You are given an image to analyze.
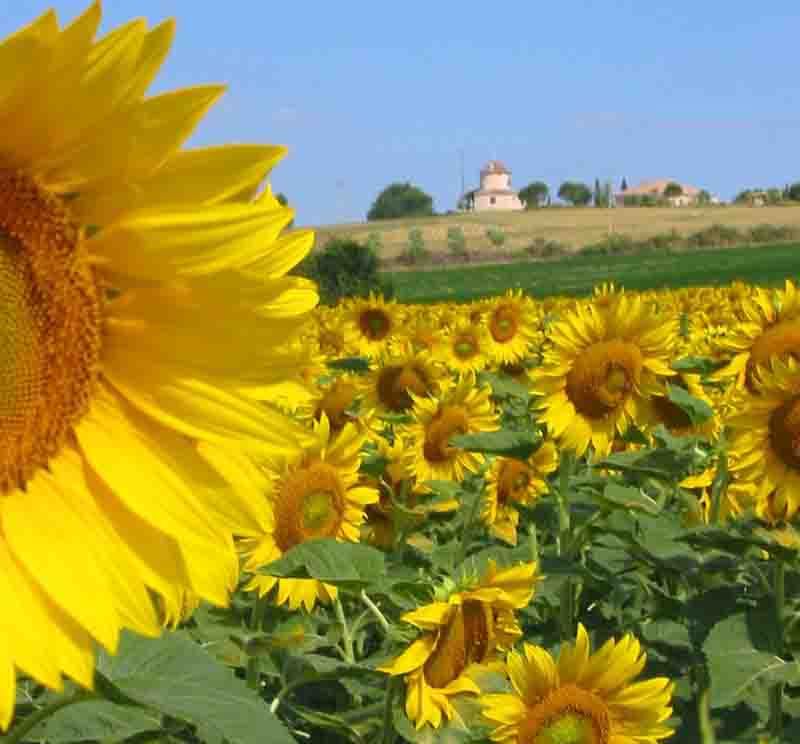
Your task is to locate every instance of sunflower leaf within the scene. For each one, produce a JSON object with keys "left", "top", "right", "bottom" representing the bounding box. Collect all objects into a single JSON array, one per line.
[
  {"left": 449, "top": 429, "right": 541, "bottom": 460},
  {"left": 601, "top": 483, "right": 661, "bottom": 515},
  {"left": 263, "top": 538, "right": 386, "bottom": 586},
  {"left": 672, "top": 356, "right": 726, "bottom": 375},
  {"left": 704, "top": 613, "right": 800, "bottom": 708},
  {"left": 96, "top": 631, "right": 295, "bottom": 744},
  {"left": 326, "top": 356, "right": 370, "bottom": 373},
  {"left": 28, "top": 699, "right": 160, "bottom": 744},
  {"left": 666, "top": 383, "right": 714, "bottom": 425}
]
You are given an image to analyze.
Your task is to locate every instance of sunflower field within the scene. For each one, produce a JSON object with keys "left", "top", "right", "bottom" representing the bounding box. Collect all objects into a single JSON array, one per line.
[{"left": 4, "top": 5, "right": 800, "bottom": 744}]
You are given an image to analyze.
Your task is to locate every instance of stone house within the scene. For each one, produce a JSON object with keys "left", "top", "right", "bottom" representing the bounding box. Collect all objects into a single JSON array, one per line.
[{"left": 462, "top": 160, "right": 525, "bottom": 211}]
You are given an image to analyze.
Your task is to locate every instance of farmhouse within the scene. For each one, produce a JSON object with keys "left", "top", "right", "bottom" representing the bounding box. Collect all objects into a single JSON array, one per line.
[
  {"left": 462, "top": 160, "right": 525, "bottom": 212},
  {"left": 617, "top": 179, "right": 709, "bottom": 207}
]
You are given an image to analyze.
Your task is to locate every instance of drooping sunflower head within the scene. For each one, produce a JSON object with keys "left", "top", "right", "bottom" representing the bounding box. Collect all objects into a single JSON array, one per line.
[
  {"left": 483, "top": 441, "right": 558, "bottom": 545},
  {"left": 0, "top": 3, "right": 318, "bottom": 727},
  {"left": 347, "top": 292, "right": 401, "bottom": 356},
  {"left": 296, "top": 374, "right": 365, "bottom": 434},
  {"left": 314, "top": 308, "right": 358, "bottom": 358},
  {"left": 378, "top": 561, "right": 538, "bottom": 730},
  {"left": 399, "top": 372, "right": 499, "bottom": 483},
  {"left": 243, "top": 416, "right": 379, "bottom": 611},
  {"left": 716, "top": 279, "right": 800, "bottom": 391},
  {"left": 533, "top": 295, "right": 677, "bottom": 456},
  {"left": 483, "top": 624, "right": 674, "bottom": 744},
  {"left": 484, "top": 289, "right": 540, "bottom": 365}
]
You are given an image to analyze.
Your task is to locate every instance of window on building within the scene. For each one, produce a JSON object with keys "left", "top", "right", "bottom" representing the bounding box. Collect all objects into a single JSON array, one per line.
[{"left": 490, "top": 196, "right": 496, "bottom": 205}]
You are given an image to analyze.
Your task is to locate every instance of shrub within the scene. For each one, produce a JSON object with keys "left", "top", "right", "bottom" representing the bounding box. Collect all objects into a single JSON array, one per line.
[
  {"left": 524, "top": 238, "right": 568, "bottom": 258},
  {"left": 365, "top": 231, "right": 383, "bottom": 254},
  {"left": 447, "top": 226, "right": 468, "bottom": 258},
  {"left": 486, "top": 226, "right": 506, "bottom": 248},
  {"left": 747, "top": 224, "right": 799, "bottom": 243},
  {"left": 687, "top": 224, "right": 742, "bottom": 248},
  {"left": 294, "top": 237, "right": 391, "bottom": 305},
  {"left": 402, "top": 228, "right": 429, "bottom": 264}
]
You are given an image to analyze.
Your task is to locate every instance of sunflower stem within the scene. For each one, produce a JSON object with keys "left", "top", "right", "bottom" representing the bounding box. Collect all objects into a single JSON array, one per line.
[
  {"left": 335, "top": 598, "right": 356, "bottom": 664},
  {"left": 3, "top": 689, "right": 95, "bottom": 744},
  {"left": 381, "top": 677, "right": 398, "bottom": 744},
  {"left": 696, "top": 664, "right": 716, "bottom": 744},
  {"left": 246, "top": 595, "right": 268, "bottom": 690},
  {"left": 769, "top": 557, "right": 786, "bottom": 737},
  {"left": 456, "top": 486, "right": 483, "bottom": 565},
  {"left": 708, "top": 446, "right": 728, "bottom": 525},
  {"left": 556, "top": 450, "right": 576, "bottom": 641},
  {"left": 361, "top": 590, "right": 391, "bottom": 634}
]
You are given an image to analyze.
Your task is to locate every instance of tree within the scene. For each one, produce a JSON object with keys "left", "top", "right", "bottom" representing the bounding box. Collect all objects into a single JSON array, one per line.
[
  {"left": 557, "top": 181, "right": 592, "bottom": 206},
  {"left": 367, "top": 182, "right": 434, "bottom": 221},
  {"left": 518, "top": 181, "right": 549, "bottom": 208},
  {"left": 696, "top": 189, "right": 712, "bottom": 206},
  {"left": 663, "top": 182, "right": 684, "bottom": 198},
  {"left": 457, "top": 188, "right": 477, "bottom": 211},
  {"left": 787, "top": 182, "right": 800, "bottom": 202},
  {"left": 621, "top": 177, "right": 628, "bottom": 192}
]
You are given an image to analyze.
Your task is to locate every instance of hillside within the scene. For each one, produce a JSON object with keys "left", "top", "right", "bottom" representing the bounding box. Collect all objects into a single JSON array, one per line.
[{"left": 311, "top": 205, "right": 800, "bottom": 263}]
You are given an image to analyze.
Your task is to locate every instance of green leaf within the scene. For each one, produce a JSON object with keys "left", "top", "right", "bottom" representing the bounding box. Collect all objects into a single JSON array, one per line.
[
  {"left": 672, "top": 356, "right": 725, "bottom": 375},
  {"left": 97, "top": 631, "right": 295, "bottom": 744},
  {"left": 601, "top": 483, "right": 661, "bottom": 515},
  {"left": 450, "top": 429, "right": 541, "bottom": 460},
  {"left": 263, "top": 538, "right": 385, "bottom": 586},
  {"left": 326, "top": 356, "right": 370, "bottom": 373},
  {"left": 478, "top": 371, "right": 531, "bottom": 400},
  {"left": 30, "top": 700, "right": 160, "bottom": 743},
  {"left": 666, "top": 384, "right": 713, "bottom": 425},
  {"left": 704, "top": 614, "right": 799, "bottom": 708}
]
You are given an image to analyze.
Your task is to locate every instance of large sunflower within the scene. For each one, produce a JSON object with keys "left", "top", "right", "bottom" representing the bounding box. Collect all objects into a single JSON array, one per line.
[
  {"left": 715, "top": 280, "right": 800, "bottom": 391},
  {"left": 532, "top": 295, "right": 677, "bottom": 456},
  {"left": 483, "top": 624, "right": 674, "bottom": 744},
  {"left": 347, "top": 292, "right": 402, "bottom": 357},
  {"left": 727, "top": 356, "right": 800, "bottom": 523},
  {"left": 483, "top": 440, "right": 558, "bottom": 545},
  {"left": 359, "top": 346, "right": 444, "bottom": 415},
  {"left": 379, "top": 561, "right": 539, "bottom": 730},
  {"left": 0, "top": 4, "right": 316, "bottom": 728},
  {"left": 241, "top": 416, "right": 379, "bottom": 611},
  {"left": 398, "top": 372, "right": 499, "bottom": 483}
]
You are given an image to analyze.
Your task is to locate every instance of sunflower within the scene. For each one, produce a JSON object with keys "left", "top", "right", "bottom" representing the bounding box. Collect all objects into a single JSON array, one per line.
[
  {"left": 314, "top": 307, "right": 358, "bottom": 358},
  {"left": 650, "top": 371, "right": 720, "bottom": 439},
  {"left": 299, "top": 374, "right": 365, "bottom": 434},
  {"left": 484, "top": 290, "right": 540, "bottom": 365},
  {"left": 727, "top": 356, "right": 800, "bottom": 524},
  {"left": 715, "top": 279, "right": 800, "bottom": 390},
  {"left": 347, "top": 292, "right": 401, "bottom": 357},
  {"left": 362, "top": 436, "right": 457, "bottom": 548},
  {"left": 437, "top": 320, "right": 493, "bottom": 373},
  {"left": 483, "top": 624, "right": 674, "bottom": 744},
  {"left": 483, "top": 441, "right": 558, "bottom": 545},
  {"left": 679, "top": 468, "right": 742, "bottom": 527},
  {"left": 0, "top": 4, "right": 317, "bottom": 729},
  {"left": 242, "top": 416, "right": 379, "bottom": 611},
  {"left": 399, "top": 372, "right": 499, "bottom": 483},
  {"left": 359, "top": 346, "right": 444, "bottom": 415},
  {"left": 532, "top": 295, "right": 677, "bottom": 456},
  {"left": 379, "top": 561, "right": 539, "bottom": 729}
]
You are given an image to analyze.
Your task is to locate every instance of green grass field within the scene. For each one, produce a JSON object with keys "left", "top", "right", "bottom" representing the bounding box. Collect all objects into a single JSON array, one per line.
[{"left": 385, "top": 241, "right": 800, "bottom": 303}]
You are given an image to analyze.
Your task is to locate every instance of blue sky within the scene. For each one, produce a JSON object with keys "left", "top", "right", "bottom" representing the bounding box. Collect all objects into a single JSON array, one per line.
[{"left": 5, "top": 1, "right": 800, "bottom": 226}]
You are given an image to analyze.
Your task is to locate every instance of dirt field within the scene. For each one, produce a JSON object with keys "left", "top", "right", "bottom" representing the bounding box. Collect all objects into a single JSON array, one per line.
[{"left": 312, "top": 205, "right": 800, "bottom": 262}]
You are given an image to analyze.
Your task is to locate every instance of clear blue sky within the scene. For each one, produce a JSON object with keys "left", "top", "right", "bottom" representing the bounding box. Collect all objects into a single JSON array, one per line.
[{"left": 5, "top": 1, "right": 800, "bottom": 226}]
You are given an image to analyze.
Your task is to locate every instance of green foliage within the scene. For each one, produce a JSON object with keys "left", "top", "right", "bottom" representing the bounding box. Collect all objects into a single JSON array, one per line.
[
  {"left": 401, "top": 227, "right": 429, "bottom": 264},
  {"left": 518, "top": 181, "right": 549, "bottom": 208},
  {"left": 295, "top": 237, "right": 392, "bottom": 305},
  {"left": 365, "top": 231, "right": 383, "bottom": 253},
  {"left": 524, "top": 237, "right": 570, "bottom": 258},
  {"left": 788, "top": 182, "right": 800, "bottom": 201},
  {"left": 264, "top": 539, "right": 386, "bottom": 587},
  {"left": 367, "top": 181, "right": 434, "bottom": 221},
  {"left": 664, "top": 181, "right": 684, "bottom": 198},
  {"left": 557, "top": 180, "right": 593, "bottom": 206},
  {"left": 486, "top": 225, "right": 506, "bottom": 247},
  {"left": 446, "top": 226, "right": 468, "bottom": 258}
]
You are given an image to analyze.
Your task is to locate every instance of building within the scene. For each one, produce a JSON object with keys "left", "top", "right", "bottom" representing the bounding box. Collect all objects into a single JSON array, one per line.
[
  {"left": 616, "top": 179, "right": 709, "bottom": 207},
  {"left": 462, "top": 160, "right": 525, "bottom": 212}
]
